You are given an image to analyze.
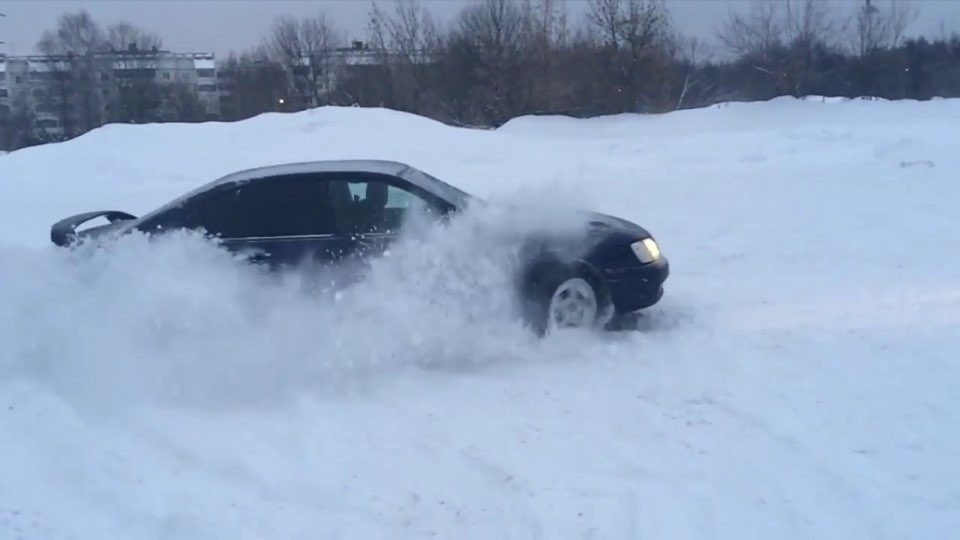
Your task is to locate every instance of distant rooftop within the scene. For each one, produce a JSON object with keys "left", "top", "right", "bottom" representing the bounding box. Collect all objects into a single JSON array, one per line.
[{"left": 0, "top": 49, "right": 215, "bottom": 64}]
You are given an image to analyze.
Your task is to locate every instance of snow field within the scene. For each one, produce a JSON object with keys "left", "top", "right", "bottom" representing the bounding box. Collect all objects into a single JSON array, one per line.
[{"left": 1, "top": 96, "right": 959, "bottom": 539}]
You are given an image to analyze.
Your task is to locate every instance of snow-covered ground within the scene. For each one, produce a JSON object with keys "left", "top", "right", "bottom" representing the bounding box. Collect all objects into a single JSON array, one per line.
[{"left": 1, "top": 96, "right": 958, "bottom": 539}]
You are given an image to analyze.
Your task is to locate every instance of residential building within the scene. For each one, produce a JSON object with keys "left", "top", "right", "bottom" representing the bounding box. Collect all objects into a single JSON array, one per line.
[
  {"left": 0, "top": 56, "right": 11, "bottom": 115},
  {"left": 0, "top": 46, "right": 220, "bottom": 138},
  {"left": 106, "top": 46, "right": 220, "bottom": 121},
  {"left": 1, "top": 40, "right": 429, "bottom": 140}
]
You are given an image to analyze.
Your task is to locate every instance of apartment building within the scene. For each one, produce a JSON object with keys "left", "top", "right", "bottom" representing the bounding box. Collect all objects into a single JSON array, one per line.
[
  {"left": 0, "top": 45, "right": 220, "bottom": 138},
  {"left": 2, "top": 40, "right": 420, "bottom": 141},
  {"left": 106, "top": 47, "right": 221, "bottom": 121}
]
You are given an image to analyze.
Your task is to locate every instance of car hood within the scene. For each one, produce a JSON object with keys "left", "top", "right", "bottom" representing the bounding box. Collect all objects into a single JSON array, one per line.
[
  {"left": 577, "top": 209, "right": 651, "bottom": 237},
  {"left": 468, "top": 200, "right": 651, "bottom": 237}
]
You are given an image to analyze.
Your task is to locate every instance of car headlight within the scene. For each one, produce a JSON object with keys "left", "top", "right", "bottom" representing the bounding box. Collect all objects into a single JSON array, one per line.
[{"left": 630, "top": 238, "right": 661, "bottom": 263}]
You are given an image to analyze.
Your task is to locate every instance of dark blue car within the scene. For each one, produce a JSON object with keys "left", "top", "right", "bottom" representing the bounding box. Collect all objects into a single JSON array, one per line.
[{"left": 50, "top": 160, "right": 669, "bottom": 334}]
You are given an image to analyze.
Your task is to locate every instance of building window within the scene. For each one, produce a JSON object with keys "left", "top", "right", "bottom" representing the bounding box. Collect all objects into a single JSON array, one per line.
[
  {"left": 196, "top": 68, "right": 215, "bottom": 78},
  {"left": 198, "top": 83, "right": 217, "bottom": 92},
  {"left": 0, "top": 73, "right": 5, "bottom": 81},
  {"left": 30, "top": 71, "right": 58, "bottom": 81},
  {"left": 101, "top": 72, "right": 109, "bottom": 81},
  {"left": 0, "top": 89, "right": 8, "bottom": 98}
]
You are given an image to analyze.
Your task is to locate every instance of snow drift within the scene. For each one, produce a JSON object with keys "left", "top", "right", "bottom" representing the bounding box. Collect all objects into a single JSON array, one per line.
[{"left": 1, "top": 97, "right": 959, "bottom": 539}]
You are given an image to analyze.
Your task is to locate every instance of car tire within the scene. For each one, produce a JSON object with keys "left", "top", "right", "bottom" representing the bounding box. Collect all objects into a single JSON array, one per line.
[{"left": 521, "top": 262, "right": 613, "bottom": 337}]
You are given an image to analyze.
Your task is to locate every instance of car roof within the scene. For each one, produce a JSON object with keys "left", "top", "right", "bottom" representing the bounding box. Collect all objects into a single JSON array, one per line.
[
  {"left": 212, "top": 159, "right": 415, "bottom": 187},
  {"left": 161, "top": 159, "right": 423, "bottom": 207},
  {"left": 207, "top": 159, "right": 472, "bottom": 206}
]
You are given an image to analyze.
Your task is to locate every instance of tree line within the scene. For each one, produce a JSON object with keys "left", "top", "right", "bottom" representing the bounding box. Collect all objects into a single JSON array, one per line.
[{"left": 3, "top": 0, "right": 959, "bottom": 152}]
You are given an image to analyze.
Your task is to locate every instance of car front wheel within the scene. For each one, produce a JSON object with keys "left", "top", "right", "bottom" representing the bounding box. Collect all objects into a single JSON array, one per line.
[
  {"left": 547, "top": 277, "right": 599, "bottom": 330},
  {"left": 522, "top": 263, "right": 612, "bottom": 336}
]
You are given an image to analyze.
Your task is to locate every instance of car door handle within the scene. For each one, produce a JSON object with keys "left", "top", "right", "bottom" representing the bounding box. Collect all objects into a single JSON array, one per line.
[
  {"left": 355, "top": 234, "right": 390, "bottom": 253},
  {"left": 243, "top": 250, "right": 270, "bottom": 263}
]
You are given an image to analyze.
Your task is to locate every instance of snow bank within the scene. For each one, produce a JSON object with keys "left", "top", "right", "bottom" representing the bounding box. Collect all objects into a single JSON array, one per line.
[{"left": 1, "top": 97, "right": 959, "bottom": 539}]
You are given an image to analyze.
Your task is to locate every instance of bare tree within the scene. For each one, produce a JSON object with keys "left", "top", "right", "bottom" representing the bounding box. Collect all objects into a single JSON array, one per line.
[
  {"left": 520, "top": 0, "right": 571, "bottom": 111},
  {"left": 719, "top": 0, "right": 839, "bottom": 55},
  {"left": 783, "top": 0, "right": 838, "bottom": 48},
  {"left": 366, "top": 0, "right": 439, "bottom": 113},
  {"left": 103, "top": 22, "right": 165, "bottom": 123},
  {"left": 36, "top": 10, "right": 107, "bottom": 136},
  {"left": 717, "top": 0, "right": 841, "bottom": 97},
  {"left": 370, "top": 0, "right": 437, "bottom": 63},
  {"left": 0, "top": 101, "right": 48, "bottom": 151},
  {"left": 782, "top": 0, "right": 840, "bottom": 95},
  {"left": 218, "top": 49, "right": 290, "bottom": 121},
  {"left": 669, "top": 35, "right": 717, "bottom": 109},
  {"left": 266, "top": 13, "right": 343, "bottom": 109},
  {"left": 38, "top": 10, "right": 105, "bottom": 55},
  {"left": 105, "top": 22, "right": 163, "bottom": 51},
  {"left": 451, "top": 0, "right": 530, "bottom": 125},
  {"left": 522, "top": 0, "right": 570, "bottom": 46},
  {"left": 848, "top": 0, "right": 919, "bottom": 56},
  {"left": 587, "top": 0, "right": 671, "bottom": 51},
  {"left": 586, "top": 0, "right": 675, "bottom": 112},
  {"left": 717, "top": 1, "right": 785, "bottom": 60},
  {"left": 167, "top": 82, "right": 207, "bottom": 122}
]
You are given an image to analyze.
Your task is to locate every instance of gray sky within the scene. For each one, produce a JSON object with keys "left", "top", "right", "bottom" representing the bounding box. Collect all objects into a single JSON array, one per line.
[{"left": 1, "top": 0, "right": 958, "bottom": 59}]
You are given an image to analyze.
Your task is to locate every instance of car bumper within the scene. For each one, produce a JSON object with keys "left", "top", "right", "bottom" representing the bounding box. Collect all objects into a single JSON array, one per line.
[{"left": 604, "top": 257, "right": 670, "bottom": 313}]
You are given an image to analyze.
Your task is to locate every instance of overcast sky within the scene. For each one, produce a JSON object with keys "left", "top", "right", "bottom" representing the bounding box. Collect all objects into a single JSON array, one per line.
[{"left": 1, "top": 0, "right": 958, "bottom": 59}]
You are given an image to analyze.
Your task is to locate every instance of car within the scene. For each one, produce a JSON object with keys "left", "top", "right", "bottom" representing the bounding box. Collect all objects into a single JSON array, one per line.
[{"left": 49, "top": 159, "right": 669, "bottom": 334}]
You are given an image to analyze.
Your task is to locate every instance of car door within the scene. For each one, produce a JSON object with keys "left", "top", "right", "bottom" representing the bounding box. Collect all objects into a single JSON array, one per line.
[
  {"left": 331, "top": 175, "right": 448, "bottom": 264},
  {"left": 182, "top": 173, "right": 352, "bottom": 270}
]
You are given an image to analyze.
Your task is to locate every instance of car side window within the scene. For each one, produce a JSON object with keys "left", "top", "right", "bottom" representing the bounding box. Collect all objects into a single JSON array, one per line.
[
  {"left": 188, "top": 177, "right": 337, "bottom": 239},
  {"left": 336, "top": 180, "right": 436, "bottom": 235}
]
